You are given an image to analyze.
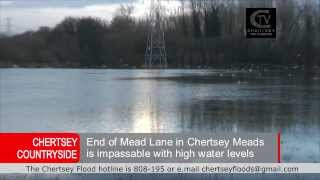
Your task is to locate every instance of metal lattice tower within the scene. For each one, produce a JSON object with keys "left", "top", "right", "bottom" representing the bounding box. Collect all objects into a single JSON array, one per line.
[{"left": 145, "top": 0, "right": 167, "bottom": 68}]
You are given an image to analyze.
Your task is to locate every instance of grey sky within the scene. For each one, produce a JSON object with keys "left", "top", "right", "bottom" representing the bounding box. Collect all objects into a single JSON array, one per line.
[{"left": 0, "top": 0, "right": 181, "bottom": 34}]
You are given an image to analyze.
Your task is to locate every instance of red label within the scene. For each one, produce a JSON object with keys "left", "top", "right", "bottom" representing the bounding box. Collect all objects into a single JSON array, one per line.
[
  {"left": 277, "top": 132, "right": 281, "bottom": 163},
  {"left": 0, "top": 133, "right": 80, "bottom": 163}
]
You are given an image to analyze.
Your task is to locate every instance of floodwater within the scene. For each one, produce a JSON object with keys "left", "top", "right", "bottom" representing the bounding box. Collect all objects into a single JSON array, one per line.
[{"left": 0, "top": 69, "right": 319, "bottom": 179}]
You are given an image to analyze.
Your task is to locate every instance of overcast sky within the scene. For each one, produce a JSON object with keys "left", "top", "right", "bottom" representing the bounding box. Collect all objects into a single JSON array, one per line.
[{"left": 0, "top": 0, "right": 181, "bottom": 34}]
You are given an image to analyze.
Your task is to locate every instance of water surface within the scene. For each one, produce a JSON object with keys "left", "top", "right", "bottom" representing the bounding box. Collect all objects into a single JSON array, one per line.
[{"left": 0, "top": 69, "right": 319, "bottom": 179}]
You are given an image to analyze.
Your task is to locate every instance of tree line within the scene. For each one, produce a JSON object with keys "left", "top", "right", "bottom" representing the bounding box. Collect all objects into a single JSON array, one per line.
[{"left": 0, "top": 0, "right": 319, "bottom": 70}]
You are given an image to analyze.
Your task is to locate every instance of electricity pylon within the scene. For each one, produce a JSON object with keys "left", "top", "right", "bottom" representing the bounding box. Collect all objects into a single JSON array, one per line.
[{"left": 145, "top": 0, "right": 167, "bottom": 68}]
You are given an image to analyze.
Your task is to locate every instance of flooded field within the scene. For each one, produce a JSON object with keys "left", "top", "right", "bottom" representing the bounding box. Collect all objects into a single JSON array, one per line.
[{"left": 0, "top": 68, "right": 319, "bottom": 179}]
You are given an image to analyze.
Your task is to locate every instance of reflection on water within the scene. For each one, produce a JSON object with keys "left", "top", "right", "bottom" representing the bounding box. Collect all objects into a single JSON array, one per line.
[{"left": 0, "top": 69, "right": 320, "bottom": 179}]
